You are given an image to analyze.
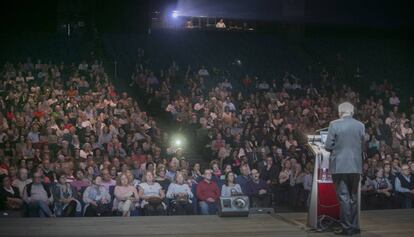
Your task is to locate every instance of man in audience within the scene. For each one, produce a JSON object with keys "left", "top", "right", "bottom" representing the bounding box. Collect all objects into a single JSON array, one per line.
[
  {"left": 101, "top": 168, "right": 116, "bottom": 192},
  {"left": 12, "top": 168, "right": 32, "bottom": 197},
  {"left": 196, "top": 169, "right": 220, "bottom": 215},
  {"left": 395, "top": 164, "right": 414, "bottom": 208},
  {"left": 22, "top": 172, "right": 54, "bottom": 217},
  {"left": 246, "top": 169, "right": 271, "bottom": 207},
  {"left": 236, "top": 165, "right": 251, "bottom": 194}
]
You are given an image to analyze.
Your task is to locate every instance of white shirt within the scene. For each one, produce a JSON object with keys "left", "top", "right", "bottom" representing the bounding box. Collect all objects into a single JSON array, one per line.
[
  {"left": 139, "top": 182, "right": 162, "bottom": 197},
  {"left": 139, "top": 182, "right": 164, "bottom": 208},
  {"left": 166, "top": 183, "right": 193, "bottom": 199}
]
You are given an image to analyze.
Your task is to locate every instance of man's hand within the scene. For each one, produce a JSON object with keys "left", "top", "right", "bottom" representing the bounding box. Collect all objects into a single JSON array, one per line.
[
  {"left": 259, "top": 189, "right": 267, "bottom": 195},
  {"left": 206, "top": 197, "right": 215, "bottom": 203},
  {"left": 90, "top": 201, "right": 98, "bottom": 206}
]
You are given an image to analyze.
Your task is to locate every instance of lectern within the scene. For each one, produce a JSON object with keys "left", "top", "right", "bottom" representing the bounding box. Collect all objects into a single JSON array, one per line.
[{"left": 306, "top": 131, "right": 361, "bottom": 229}]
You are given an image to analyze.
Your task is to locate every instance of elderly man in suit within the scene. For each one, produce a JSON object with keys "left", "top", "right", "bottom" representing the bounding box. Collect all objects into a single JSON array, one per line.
[{"left": 325, "top": 102, "right": 365, "bottom": 236}]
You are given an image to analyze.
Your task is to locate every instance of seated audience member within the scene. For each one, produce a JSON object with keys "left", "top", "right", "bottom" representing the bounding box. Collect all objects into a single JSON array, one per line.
[
  {"left": 166, "top": 171, "right": 194, "bottom": 215},
  {"left": 12, "top": 168, "right": 32, "bottom": 197},
  {"left": 196, "top": 169, "right": 220, "bottom": 215},
  {"left": 278, "top": 160, "right": 292, "bottom": 206},
  {"left": 70, "top": 170, "right": 91, "bottom": 195},
  {"left": 303, "top": 164, "right": 313, "bottom": 209},
  {"left": 236, "top": 165, "right": 251, "bottom": 194},
  {"left": 260, "top": 156, "right": 280, "bottom": 206},
  {"left": 289, "top": 163, "right": 305, "bottom": 210},
  {"left": 191, "top": 163, "right": 202, "bottom": 181},
  {"left": 23, "top": 172, "right": 54, "bottom": 217},
  {"left": 361, "top": 172, "right": 376, "bottom": 209},
  {"left": 52, "top": 174, "right": 81, "bottom": 217},
  {"left": 139, "top": 171, "right": 166, "bottom": 215},
  {"left": 220, "top": 164, "right": 233, "bottom": 181},
  {"left": 221, "top": 171, "right": 243, "bottom": 197},
  {"left": 125, "top": 169, "right": 140, "bottom": 188},
  {"left": 166, "top": 160, "right": 178, "bottom": 181},
  {"left": 101, "top": 168, "right": 116, "bottom": 192},
  {"left": 83, "top": 175, "right": 112, "bottom": 216},
  {"left": 113, "top": 174, "right": 139, "bottom": 217},
  {"left": 0, "top": 175, "right": 23, "bottom": 211},
  {"left": 383, "top": 163, "right": 396, "bottom": 188},
  {"left": 372, "top": 168, "right": 393, "bottom": 209},
  {"left": 246, "top": 169, "right": 271, "bottom": 207},
  {"left": 395, "top": 164, "right": 414, "bottom": 208},
  {"left": 155, "top": 165, "right": 171, "bottom": 191}
]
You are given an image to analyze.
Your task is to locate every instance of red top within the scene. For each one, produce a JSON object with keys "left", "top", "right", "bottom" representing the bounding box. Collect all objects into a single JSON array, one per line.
[
  {"left": 6, "top": 112, "right": 15, "bottom": 120},
  {"left": 196, "top": 179, "right": 220, "bottom": 202},
  {"left": 33, "top": 111, "right": 45, "bottom": 119}
]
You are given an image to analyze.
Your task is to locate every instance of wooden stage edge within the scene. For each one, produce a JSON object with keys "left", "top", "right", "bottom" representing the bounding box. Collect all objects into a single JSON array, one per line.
[{"left": 0, "top": 209, "right": 413, "bottom": 237}]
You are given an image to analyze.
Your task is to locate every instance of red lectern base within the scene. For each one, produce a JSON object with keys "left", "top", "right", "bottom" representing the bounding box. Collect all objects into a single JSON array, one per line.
[{"left": 317, "top": 182, "right": 340, "bottom": 219}]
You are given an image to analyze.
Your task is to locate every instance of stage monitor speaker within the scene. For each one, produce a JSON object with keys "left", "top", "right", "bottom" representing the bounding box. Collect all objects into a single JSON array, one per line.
[{"left": 218, "top": 196, "right": 249, "bottom": 217}]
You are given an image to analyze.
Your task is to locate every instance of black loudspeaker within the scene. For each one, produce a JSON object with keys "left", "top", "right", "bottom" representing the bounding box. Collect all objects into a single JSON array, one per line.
[{"left": 218, "top": 196, "right": 250, "bottom": 217}]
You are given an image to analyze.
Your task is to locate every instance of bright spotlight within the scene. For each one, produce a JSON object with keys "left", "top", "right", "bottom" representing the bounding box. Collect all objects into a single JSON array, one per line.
[
  {"left": 172, "top": 10, "right": 179, "bottom": 18},
  {"left": 175, "top": 139, "right": 182, "bottom": 146}
]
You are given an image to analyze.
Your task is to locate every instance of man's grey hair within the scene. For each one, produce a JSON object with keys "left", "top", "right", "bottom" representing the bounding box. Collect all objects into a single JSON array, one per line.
[{"left": 338, "top": 102, "right": 354, "bottom": 117}]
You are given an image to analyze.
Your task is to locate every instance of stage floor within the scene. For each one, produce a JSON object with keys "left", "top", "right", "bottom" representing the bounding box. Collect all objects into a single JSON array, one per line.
[
  {"left": 0, "top": 209, "right": 413, "bottom": 237},
  {"left": 278, "top": 208, "right": 414, "bottom": 237}
]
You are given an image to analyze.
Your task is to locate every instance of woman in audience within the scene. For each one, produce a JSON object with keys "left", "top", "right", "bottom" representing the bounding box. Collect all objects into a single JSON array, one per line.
[
  {"left": 0, "top": 175, "right": 23, "bottom": 211},
  {"left": 220, "top": 164, "right": 233, "bottom": 181},
  {"left": 138, "top": 171, "right": 166, "bottom": 215},
  {"left": 113, "top": 174, "right": 139, "bottom": 216},
  {"left": 155, "top": 165, "right": 170, "bottom": 192},
  {"left": 166, "top": 171, "right": 193, "bottom": 215},
  {"left": 221, "top": 171, "right": 242, "bottom": 197},
  {"left": 70, "top": 170, "right": 91, "bottom": 196},
  {"left": 52, "top": 174, "right": 81, "bottom": 217},
  {"left": 83, "top": 175, "right": 112, "bottom": 216},
  {"left": 191, "top": 163, "right": 202, "bottom": 181},
  {"left": 125, "top": 169, "right": 140, "bottom": 188}
]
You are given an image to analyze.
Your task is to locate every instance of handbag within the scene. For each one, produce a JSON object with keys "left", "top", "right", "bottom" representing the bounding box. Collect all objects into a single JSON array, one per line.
[
  {"left": 175, "top": 195, "right": 189, "bottom": 205},
  {"left": 148, "top": 196, "right": 162, "bottom": 206}
]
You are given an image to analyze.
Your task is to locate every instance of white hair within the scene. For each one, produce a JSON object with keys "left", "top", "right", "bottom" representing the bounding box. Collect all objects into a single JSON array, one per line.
[{"left": 338, "top": 102, "right": 354, "bottom": 118}]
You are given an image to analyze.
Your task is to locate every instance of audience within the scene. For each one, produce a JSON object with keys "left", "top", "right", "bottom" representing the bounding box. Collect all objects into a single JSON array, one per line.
[{"left": 0, "top": 35, "right": 413, "bottom": 220}]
